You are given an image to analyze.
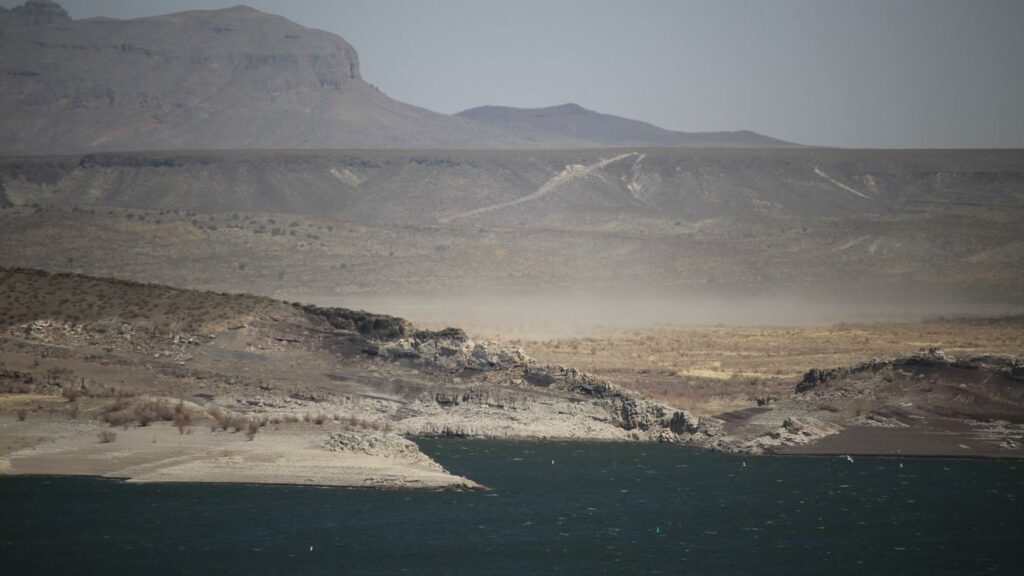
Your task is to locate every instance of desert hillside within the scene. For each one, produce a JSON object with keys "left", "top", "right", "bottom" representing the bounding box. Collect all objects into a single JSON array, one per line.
[
  {"left": 2, "top": 267, "right": 1022, "bottom": 468},
  {"left": 1, "top": 148, "right": 1022, "bottom": 304},
  {"left": 457, "top": 103, "right": 794, "bottom": 148}
]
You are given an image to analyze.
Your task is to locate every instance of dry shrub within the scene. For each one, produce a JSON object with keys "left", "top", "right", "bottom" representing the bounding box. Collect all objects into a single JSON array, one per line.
[
  {"left": 207, "top": 407, "right": 263, "bottom": 436},
  {"left": 97, "top": 430, "right": 117, "bottom": 443},
  {"left": 207, "top": 408, "right": 250, "bottom": 433},
  {"left": 208, "top": 407, "right": 227, "bottom": 431},
  {"left": 228, "top": 414, "right": 250, "bottom": 432},
  {"left": 245, "top": 419, "right": 260, "bottom": 441},
  {"left": 101, "top": 398, "right": 134, "bottom": 428},
  {"left": 85, "top": 386, "right": 138, "bottom": 399},
  {"left": 1, "top": 380, "right": 33, "bottom": 394},
  {"left": 344, "top": 415, "right": 385, "bottom": 431},
  {"left": 61, "top": 386, "right": 82, "bottom": 403},
  {"left": 174, "top": 411, "right": 193, "bottom": 434},
  {"left": 46, "top": 366, "right": 74, "bottom": 385},
  {"left": 102, "top": 410, "right": 134, "bottom": 429},
  {"left": 300, "top": 412, "right": 329, "bottom": 425},
  {"left": 132, "top": 400, "right": 174, "bottom": 426},
  {"left": 101, "top": 398, "right": 198, "bottom": 428}
]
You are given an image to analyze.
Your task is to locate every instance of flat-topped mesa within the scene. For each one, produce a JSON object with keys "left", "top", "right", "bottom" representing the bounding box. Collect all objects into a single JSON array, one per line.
[
  {"left": 0, "top": 1, "right": 70, "bottom": 27},
  {"left": 2, "top": 2, "right": 519, "bottom": 153}
]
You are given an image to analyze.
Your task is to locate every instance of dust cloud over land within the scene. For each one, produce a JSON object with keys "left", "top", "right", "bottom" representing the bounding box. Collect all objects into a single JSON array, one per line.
[{"left": 304, "top": 288, "right": 1024, "bottom": 341}]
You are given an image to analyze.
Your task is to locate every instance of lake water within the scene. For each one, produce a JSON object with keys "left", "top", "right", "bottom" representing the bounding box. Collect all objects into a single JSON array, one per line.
[{"left": 2, "top": 440, "right": 1022, "bottom": 575}]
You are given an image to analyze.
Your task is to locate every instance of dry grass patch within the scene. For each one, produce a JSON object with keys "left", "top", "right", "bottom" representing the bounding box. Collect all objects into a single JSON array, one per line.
[
  {"left": 521, "top": 317, "right": 1024, "bottom": 413},
  {"left": 102, "top": 398, "right": 204, "bottom": 429},
  {"left": 0, "top": 267, "right": 278, "bottom": 332}
]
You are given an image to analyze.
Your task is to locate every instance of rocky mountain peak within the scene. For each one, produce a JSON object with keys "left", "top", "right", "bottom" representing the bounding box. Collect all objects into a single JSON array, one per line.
[
  {"left": 223, "top": 5, "right": 261, "bottom": 13},
  {"left": 0, "top": 2, "right": 790, "bottom": 151},
  {"left": 0, "top": 0, "right": 70, "bottom": 26},
  {"left": 550, "top": 103, "right": 585, "bottom": 113}
]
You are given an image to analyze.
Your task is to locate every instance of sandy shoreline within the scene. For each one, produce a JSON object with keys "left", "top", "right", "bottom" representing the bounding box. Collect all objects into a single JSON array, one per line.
[
  {"left": 5, "top": 413, "right": 1022, "bottom": 494},
  {"left": 0, "top": 416, "right": 483, "bottom": 491}
]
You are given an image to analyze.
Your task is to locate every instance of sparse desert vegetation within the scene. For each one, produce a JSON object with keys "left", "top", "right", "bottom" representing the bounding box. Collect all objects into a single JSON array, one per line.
[
  {"left": 101, "top": 398, "right": 205, "bottom": 429},
  {"left": 1, "top": 262, "right": 1023, "bottom": 493},
  {"left": 2, "top": 147, "right": 1024, "bottom": 304},
  {"left": 520, "top": 317, "right": 1024, "bottom": 414},
  {"left": 0, "top": 267, "right": 276, "bottom": 332}
]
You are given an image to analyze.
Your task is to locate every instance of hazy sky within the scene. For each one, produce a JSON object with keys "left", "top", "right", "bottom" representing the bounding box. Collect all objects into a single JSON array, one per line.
[{"left": 6, "top": 0, "right": 1024, "bottom": 148}]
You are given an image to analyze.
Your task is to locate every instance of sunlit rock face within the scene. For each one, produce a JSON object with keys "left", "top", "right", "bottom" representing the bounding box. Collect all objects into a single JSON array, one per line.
[{"left": 0, "top": 2, "right": 509, "bottom": 153}]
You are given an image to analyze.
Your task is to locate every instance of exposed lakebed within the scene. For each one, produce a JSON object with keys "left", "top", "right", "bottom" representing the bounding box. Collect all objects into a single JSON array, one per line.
[{"left": 2, "top": 440, "right": 1022, "bottom": 575}]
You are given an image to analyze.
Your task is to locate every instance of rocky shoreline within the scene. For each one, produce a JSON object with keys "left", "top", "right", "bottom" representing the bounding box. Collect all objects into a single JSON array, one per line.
[{"left": 2, "top": 269, "right": 1023, "bottom": 491}]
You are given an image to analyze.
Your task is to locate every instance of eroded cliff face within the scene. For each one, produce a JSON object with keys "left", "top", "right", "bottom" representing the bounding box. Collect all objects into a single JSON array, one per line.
[
  {"left": 373, "top": 327, "right": 717, "bottom": 445},
  {"left": 0, "top": 3, "right": 508, "bottom": 152},
  {"left": 0, "top": 0, "right": 70, "bottom": 26}
]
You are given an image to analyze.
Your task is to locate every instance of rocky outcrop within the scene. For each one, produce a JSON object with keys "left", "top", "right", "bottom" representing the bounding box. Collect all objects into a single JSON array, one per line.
[
  {"left": 797, "top": 348, "right": 1024, "bottom": 393},
  {"left": 377, "top": 329, "right": 528, "bottom": 371},
  {"left": 741, "top": 416, "right": 843, "bottom": 453},
  {"left": 302, "top": 304, "right": 412, "bottom": 340},
  {"left": 521, "top": 363, "right": 709, "bottom": 442},
  {"left": 374, "top": 329, "right": 710, "bottom": 443},
  {"left": 0, "top": 0, "right": 70, "bottom": 27},
  {"left": 523, "top": 364, "right": 618, "bottom": 397},
  {"left": 954, "top": 354, "right": 1024, "bottom": 382},
  {"left": 323, "top": 431, "right": 424, "bottom": 459},
  {"left": 616, "top": 396, "right": 691, "bottom": 434}
]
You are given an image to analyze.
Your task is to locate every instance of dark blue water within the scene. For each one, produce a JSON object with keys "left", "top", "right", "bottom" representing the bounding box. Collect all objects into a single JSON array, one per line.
[{"left": 2, "top": 440, "right": 1022, "bottom": 575}]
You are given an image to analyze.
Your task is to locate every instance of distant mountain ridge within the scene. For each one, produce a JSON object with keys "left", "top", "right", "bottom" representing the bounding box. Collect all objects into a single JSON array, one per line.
[
  {"left": 0, "top": 1, "right": 515, "bottom": 153},
  {"left": 0, "top": 1, "right": 794, "bottom": 153},
  {"left": 457, "top": 103, "right": 795, "bottom": 148}
]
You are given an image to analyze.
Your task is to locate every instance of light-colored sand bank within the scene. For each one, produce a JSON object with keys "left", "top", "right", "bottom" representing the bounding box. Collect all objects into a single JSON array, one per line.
[{"left": 0, "top": 416, "right": 481, "bottom": 490}]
